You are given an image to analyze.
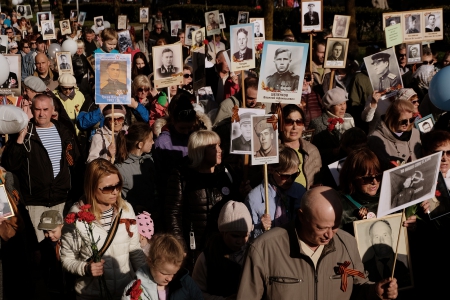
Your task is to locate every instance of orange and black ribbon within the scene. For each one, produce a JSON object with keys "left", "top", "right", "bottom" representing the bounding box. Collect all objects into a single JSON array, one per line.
[
  {"left": 119, "top": 218, "right": 137, "bottom": 237},
  {"left": 338, "top": 261, "right": 365, "bottom": 292}
]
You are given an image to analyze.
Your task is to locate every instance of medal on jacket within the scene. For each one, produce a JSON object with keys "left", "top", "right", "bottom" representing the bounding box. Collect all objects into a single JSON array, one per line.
[{"left": 357, "top": 207, "right": 376, "bottom": 219}]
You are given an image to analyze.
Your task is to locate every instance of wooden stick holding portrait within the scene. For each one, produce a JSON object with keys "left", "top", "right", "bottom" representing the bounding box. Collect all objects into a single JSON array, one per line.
[{"left": 391, "top": 208, "right": 406, "bottom": 279}]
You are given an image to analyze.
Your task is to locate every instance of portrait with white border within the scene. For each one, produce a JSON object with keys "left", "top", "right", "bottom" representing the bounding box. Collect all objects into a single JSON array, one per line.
[
  {"left": 185, "top": 24, "right": 201, "bottom": 46},
  {"left": 219, "top": 13, "right": 226, "bottom": 29},
  {"left": 324, "top": 38, "right": 349, "bottom": 68},
  {"left": 41, "top": 20, "right": 56, "bottom": 41},
  {"left": 251, "top": 115, "right": 279, "bottom": 166},
  {"left": 230, "top": 23, "right": 255, "bottom": 72},
  {"left": 250, "top": 18, "right": 265, "bottom": 44},
  {"left": 230, "top": 108, "right": 265, "bottom": 154},
  {"left": 152, "top": 44, "right": 183, "bottom": 88},
  {"left": 60, "top": 19, "right": 72, "bottom": 35},
  {"left": 56, "top": 51, "right": 73, "bottom": 75},
  {"left": 332, "top": 15, "right": 350, "bottom": 38},
  {"left": 0, "top": 54, "right": 21, "bottom": 96},
  {"left": 205, "top": 10, "right": 220, "bottom": 36},
  {"left": 140, "top": 7, "right": 149, "bottom": 24},
  {"left": 301, "top": 0, "right": 322, "bottom": 33},
  {"left": 0, "top": 185, "right": 15, "bottom": 219}
]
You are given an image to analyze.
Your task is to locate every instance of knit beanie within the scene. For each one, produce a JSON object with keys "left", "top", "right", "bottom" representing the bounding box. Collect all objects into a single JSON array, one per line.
[
  {"left": 217, "top": 201, "right": 253, "bottom": 233},
  {"left": 136, "top": 211, "right": 154, "bottom": 240}
]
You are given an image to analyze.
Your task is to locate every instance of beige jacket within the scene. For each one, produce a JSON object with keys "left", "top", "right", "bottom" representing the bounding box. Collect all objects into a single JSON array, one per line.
[{"left": 300, "top": 139, "right": 322, "bottom": 189}]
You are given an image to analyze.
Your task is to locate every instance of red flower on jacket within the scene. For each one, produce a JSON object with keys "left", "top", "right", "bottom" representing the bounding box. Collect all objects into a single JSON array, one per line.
[
  {"left": 203, "top": 39, "right": 209, "bottom": 45},
  {"left": 65, "top": 213, "right": 76, "bottom": 224},
  {"left": 436, "top": 190, "right": 441, "bottom": 197},
  {"left": 126, "top": 279, "right": 143, "bottom": 300},
  {"left": 327, "top": 117, "right": 344, "bottom": 132}
]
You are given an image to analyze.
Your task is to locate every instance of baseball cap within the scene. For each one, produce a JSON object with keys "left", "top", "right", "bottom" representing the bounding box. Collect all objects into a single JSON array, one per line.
[{"left": 38, "top": 210, "right": 63, "bottom": 230}]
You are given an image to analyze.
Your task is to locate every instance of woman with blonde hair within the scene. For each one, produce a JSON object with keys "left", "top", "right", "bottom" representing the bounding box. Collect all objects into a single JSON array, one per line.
[
  {"left": 61, "top": 158, "right": 146, "bottom": 299},
  {"left": 133, "top": 75, "right": 166, "bottom": 127}
]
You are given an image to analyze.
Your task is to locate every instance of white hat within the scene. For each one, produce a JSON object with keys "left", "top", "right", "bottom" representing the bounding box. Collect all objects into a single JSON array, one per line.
[{"left": 218, "top": 201, "right": 253, "bottom": 233}]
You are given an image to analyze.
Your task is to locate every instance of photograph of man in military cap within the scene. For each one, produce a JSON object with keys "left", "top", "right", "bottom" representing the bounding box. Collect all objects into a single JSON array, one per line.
[
  {"left": 385, "top": 16, "right": 400, "bottom": 28},
  {"left": 327, "top": 41, "right": 345, "bottom": 61},
  {"left": 266, "top": 47, "right": 299, "bottom": 91},
  {"left": 405, "top": 15, "right": 420, "bottom": 34},
  {"left": 303, "top": 2, "right": 319, "bottom": 26},
  {"left": 253, "top": 117, "right": 278, "bottom": 158},
  {"left": 100, "top": 61, "right": 128, "bottom": 95},
  {"left": 363, "top": 48, "right": 403, "bottom": 98},
  {"left": 156, "top": 48, "right": 179, "bottom": 78},
  {"left": 231, "top": 111, "right": 256, "bottom": 152}
]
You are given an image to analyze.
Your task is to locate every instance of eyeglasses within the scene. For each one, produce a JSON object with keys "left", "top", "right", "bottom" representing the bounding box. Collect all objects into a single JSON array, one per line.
[
  {"left": 422, "top": 60, "right": 434, "bottom": 65},
  {"left": 436, "top": 150, "right": 450, "bottom": 158},
  {"left": 23, "top": 46, "right": 30, "bottom": 48},
  {"left": 284, "top": 118, "right": 304, "bottom": 126},
  {"left": 106, "top": 117, "right": 125, "bottom": 122},
  {"left": 398, "top": 117, "right": 416, "bottom": 126},
  {"left": 10, "top": 47, "right": 18, "bottom": 50},
  {"left": 275, "top": 170, "right": 300, "bottom": 181},
  {"left": 155, "top": 27, "right": 162, "bottom": 30},
  {"left": 99, "top": 183, "right": 121, "bottom": 194},
  {"left": 358, "top": 173, "right": 382, "bottom": 185},
  {"left": 304, "top": 76, "right": 312, "bottom": 81},
  {"left": 61, "top": 86, "right": 74, "bottom": 91},
  {"left": 137, "top": 87, "right": 150, "bottom": 92},
  {"left": 183, "top": 74, "right": 193, "bottom": 78},
  {"left": 411, "top": 99, "right": 419, "bottom": 105}
]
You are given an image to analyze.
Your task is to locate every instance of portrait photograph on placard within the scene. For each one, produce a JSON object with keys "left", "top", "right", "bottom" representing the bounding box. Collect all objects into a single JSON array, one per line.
[
  {"left": 171, "top": 20, "right": 182, "bottom": 37},
  {"left": 118, "top": 30, "right": 132, "bottom": 53},
  {"left": 17, "top": 5, "right": 32, "bottom": 19},
  {"left": 332, "top": 15, "right": 350, "bottom": 38},
  {"left": 191, "top": 27, "right": 205, "bottom": 52},
  {"left": 414, "top": 114, "right": 434, "bottom": 133},
  {"left": 78, "top": 11, "right": 86, "bottom": 26},
  {"left": 257, "top": 41, "right": 308, "bottom": 104},
  {"left": 383, "top": 14, "right": 402, "bottom": 29},
  {"left": 354, "top": 213, "right": 413, "bottom": 290},
  {"left": 230, "top": 23, "right": 255, "bottom": 72},
  {"left": 140, "top": 7, "right": 149, "bottom": 23},
  {"left": 56, "top": 52, "right": 73, "bottom": 75},
  {"left": 185, "top": 24, "right": 201, "bottom": 46},
  {"left": 60, "top": 19, "right": 72, "bottom": 35},
  {"left": 423, "top": 10, "right": 444, "bottom": 40},
  {"left": 0, "top": 185, "right": 15, "bottom": 219},
  {"left": 94, "top": 16, "right": 105, "bottom": 32},
  {"left": 219, "top": 13, "right": 226, "bottom": 29},
  {"left": 37, "top": 11, "right": 51, "bottom": 30},
  {"left": 250, "top": 18, "right": 265, "bottom": 44},
  {"left": 406, "top": 43, "right": 422, "bottom": 64},
  {"left": 324, "top": 38, "right": 348, "bottom": 68},
  {"left": 237, "top": 11, "right": 249, "bottom": 24},
  {"left": 152, "top": 44, "right": 183, "bottom": 89},
  {"left": 404, "top": 13, "right": 421, "bottom": 34},
  {"left": 95, "top": 53, "right": 131, "bottom": 104},
  {"left": 70, "top": 9, "right": 78, "bottom": 21},
  {"left": 205, "top": 10, "right": 220, "bottom": 36},
  {"left": 251, "top": 115, "right": 279, "bottom": 166},
  {"left": 118, "top": 15, "right": 127, "bottom": 30},
  {"left": 377, "top": 152, "right": 441, "bottom": 218},
  {"left": 41, "top": 20, "right": 55, "bottom": 40},
  {"left": 363, "top": 47, "right": 403, "bottom": 99},
  {"left": 301, "top": 0, "right": 322, "bottom": 33},
  {"left": 0, "top": 35, "right": 7, "bottom": 54},
  {"left": 0, "top": 54, "right": 21, "bottom": 95},
  {"left": 230, "top": 108, "right": 265, "bottom": 154}
]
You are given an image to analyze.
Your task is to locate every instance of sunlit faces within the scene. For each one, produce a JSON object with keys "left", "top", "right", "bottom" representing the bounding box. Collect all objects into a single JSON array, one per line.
[
  {"left": 183, "top": 69, "right": 192, "bottom": 85},
  {"left": 203, "top": 143, "right": 222, "bottom": 166},
  {"left": 150, "top": 262, "right": 181, "bottom": 287},
  {"left": 283, "top": 111, "right": 304, "bottom": 142},
  {"left": 315, "top": 44, "right": 325, "bottom": 64},
  {"left": 135, "top": 58, "right": 145, "bottom": 69},
  {"left": 35, "top": 55, "right": 50, "bottom": 75},
  {"left": 161, "top": 50, "right": 174, "bottom": 67},
  {"left": 32, "top": 97, "right": 55, "bottom": 128},
  {"left": 369, "top": 220, "right": 393, "bottom": 258},
  {"left": 76, "top": 46, "right": 84, "bottom": 55},
  {"left": 435, "top": 143, "right": 450, "bottom": 175},
  {"left": 357, "top": 173, "right": 381, "bottom": 196},
  {"left": 95, "top": 174, "right": 121, "bottom": 210},
  {"left": 298, "top": 207, "right": 340, "bottom": 247},
  {"left": 105, "top": 116, "right": 124, "bottom": 132},
  {"left": 141, "top": 132, "right": 154, "bottom": 154},
  {"left": 222, "top": 231, "right": 249, "bottom": 252},
  {"left": 329, "top": 102, "right": 346, "bottom": 118},
  {"left": 274, "top": 50, "right": 291, "bottom": 73},
  {"left": 396, "top": 111, "right": 413, "bottom": 132},
  {"left": 104, "top": 39, "right": 117, "bottom": 52}
]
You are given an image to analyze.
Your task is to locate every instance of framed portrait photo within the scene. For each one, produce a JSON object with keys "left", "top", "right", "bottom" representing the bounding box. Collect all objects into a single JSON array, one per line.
[
  {"left": 36, "top": 11, "right": 51, "bottom": 31},
  {"left": 152, "top": 44, "right": 183, "bottom": 88},
  {"left": 0, "top": 54, "right": 21, "bottom": 96},
  {"left": 171, "top": 20, "right": 182, "bottom": 37},
  {"left": 230, "top": 23, "right": 255, "bottom": 72},
  {"left": 60, "top": 19, "right": 72, "bottom": 35},
  {"left": 382, "top": 13, "right": 402, "bottom": 30},
  {"left": 117, "top": 15, "right": 127, "bottom": 30},
  {"left": 41, "top": 20, "right": 56, "bottom": 40},
  {"left": 140, "top": 7, "right": 149, "bottom": 24},
  {"left": 118, "top": 30, "right": 132, "bottom": 53},
  {"left": 250, "top": 18, "right": 265, "bottom": 44},
  {"left": 230, "top": 108, "right": 265, "bottom": 155},
  {"left": 423, "top": 9, "right": 443, "bottom": 41},
  {"left": 190, "top": 27, "right": 205, "bottom": 52},
  {"left": 406, "top": 43, "right": 422, "bottom": 64},
  {"left": 251, "top": 115, "right": 279, "bottom": 166},
  {"left": 219, "top": 13, "right": 226, "bottom": 29},
  {"left": 205, "top": 10, "right": 220, "bottom": 36},
  {"left": 17, "top": 5, "right": 32, "bottom": 19},
  {"left": 237, "top": 11, "right": 249, "bottom": 24},
  {"left": 403, "top": 12, "right": 423, "bottom": 42},
  {"left": 0, "top": 185, "right": 15, "bottom": 219},
  {"left": 324, "top": 38, "right": 349, "bottom": 69},
  {"left": 0, "top": 35, "right": 8, "bottom": 54},
  {"left": 332, "top": 15, "right": 350, "bottom": 38},
  {"left": 94, "top": 16, "right": 105, "bottom": 32},
  {"left": 353, "top": 213, "right": 414, "bottom": 290},
  {"left": 70, "top": 9, "right": 78, "bottom": 22},
  {"left": 56, "top": 51, "right": 73, "bottom": 75},
  {"left": 414, "top": 114, "right": 434, "bottom": 133},
  {"left": 78, "top": 11, "right": 86, "bottom": 26},
  {"left": 185, "top": 24, "right": 201, "bottom": 46},
  {"left": 301, "top": 0, "right": 323, "bottom": 33}
]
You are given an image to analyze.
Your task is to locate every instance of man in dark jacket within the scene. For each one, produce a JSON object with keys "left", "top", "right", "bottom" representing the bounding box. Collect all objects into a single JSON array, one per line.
[{"left": 1, "top": 94, "right": 79, "bottom": 242}]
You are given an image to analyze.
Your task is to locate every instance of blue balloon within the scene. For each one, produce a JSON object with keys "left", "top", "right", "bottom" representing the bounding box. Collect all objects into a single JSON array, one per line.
[{"left": 429, "top": 66, "right": 450, "bottom": 111}]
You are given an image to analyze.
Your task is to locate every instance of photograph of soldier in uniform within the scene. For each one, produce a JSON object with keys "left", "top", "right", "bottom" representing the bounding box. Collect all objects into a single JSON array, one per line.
[
  {"left": 185, "top": 24, "right": 201, "bottom": 46},
  {"left": 156, "top": 48, "right": 179, "bottom": 78},
  {"left": 171, "top": 20, "right": 182, "bottom": 37},
  {"left": 118, "top": 15, "right": 127, "bottom": 30},
  {"left": 0, "top": 54, "right": 21, "bottom": 95},
  {"left": 78, "top": 12, "right": 86, "bottom": 26},
  {"left": 232, "top": 27, "right": 253, "bottom": 61},
  {"left": 301, "top": 0, "right": 322, "bottom": 33},
  {"left": 41, "top": 20, "right": 55, "bottom": 40},
  {"left": 140, "top": 8, "right": 149, "bottom": 23},
  {"left": 70, "top": 9, "right": 78, "bottom": 22},
  {"left": 265, "top": 47, "right": 300, "bottom": 91},
  {"left": 404, "top": 14, "right": 420, "bottom": 34},
  {"left": 219, "top": 13, "right": 226, "bottom": 29},
  {"left": 237, "top": 11, "right": 249, "bottom": 24},
  {"left": 354, "top": 214, "right": 413, "bottom": 290},
  {"left": 118, "top": 30, "right": 132, "bottom": 53},
  {"left": 230, "top": 109, "right": 265, "bottom": 154},
  {"left": 406, "top": 43, "right": 421, "bottom": 64},
  {"left": 205, "top": 10, "right": 220, "bottom": 36},
  {"left": 60, "top": 20, "right": 71, "bottom": 35},
  {"left": 251, "top": 115, "right": 279, "bottom": 165},
  {"left": 324, "top": 38, "right": 348, "bottom": 68},
  {"left": 363, "top": 48, "right": 403, "bottom": 98},
  {"left": 332, "top": 15, "right": 350, "bottom": 38},
  {"left": 152, "top": 44, "right": 183, "bottom": 87},
  {"left": 425, "top": 13, "right": 441, "bottom": 32},
  {"left": 100, "top": 61, "right": 128, "bottom": 95},
  {"left": 58, "top": 54, "right": 71, "bottom": 70},
  {"left": 37, "top": 12, "right": 51, "bottom": 31}
]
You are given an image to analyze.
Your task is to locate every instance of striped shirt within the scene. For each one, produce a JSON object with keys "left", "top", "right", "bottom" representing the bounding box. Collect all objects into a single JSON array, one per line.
[
  {"left": 101, "top": 207, "right": 114, "bottom": 232},
  {"left": 36, "top": 125, "right": 62, "bottom": 178}
]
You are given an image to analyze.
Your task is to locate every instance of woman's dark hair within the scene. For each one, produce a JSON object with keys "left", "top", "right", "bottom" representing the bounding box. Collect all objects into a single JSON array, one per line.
[
  {"left": 280, "top": 104, "right": 306, "bottom": 141},
  {"left": 340, "top": 127, "right": 367, "bottom": 154},
  {"left": 339, "top": 147, "right": 381, "bottom": 195},
  {"left": 131, "top": 52, "right": 151, "bottom": 79},
  {"left": 421, "top": 130, "right": 450, "bottom": 156},
  {"left": 115, "top": 123, "right": 153, "bottom": 164},
  {"left": 168, "top": 93, "right": 196, "bottom": 124}
]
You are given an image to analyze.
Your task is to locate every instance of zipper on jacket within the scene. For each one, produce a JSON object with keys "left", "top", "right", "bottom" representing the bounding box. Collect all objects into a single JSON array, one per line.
[
  {"left": 269, "top": 276, "right": 300, "bottom": 284},
  {"left": 314, "top": 272, "right": 318, "bottom": 300},
  {"left": 27, "top": 158, "right": 32, "bottom": 195}
]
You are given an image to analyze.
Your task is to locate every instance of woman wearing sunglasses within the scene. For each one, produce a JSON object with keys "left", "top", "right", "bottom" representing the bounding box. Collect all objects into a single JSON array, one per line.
[
  {"left": 245, "top": 145, "right": 306, "bottom": 239},
  {"left": 368, "top": 100, "right": 422, "bottom": 171},
  {"left": 280, "top": 104, "right": 321, "bottom": 189},
  {"left": 61, "top": 158, "right": 146, "bottom": 299},
  {"left": 180, "top": 64, "right": 193, "bottom": 94},
  {"left": 339, "top": 148, "right": 382, "bottom": 234},
  {"left": 131, "top": 52, "right": 151, "bottom": 80}
]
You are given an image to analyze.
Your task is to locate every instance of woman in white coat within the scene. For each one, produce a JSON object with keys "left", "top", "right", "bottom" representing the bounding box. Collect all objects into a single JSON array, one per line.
[{"left": 61, "top": 158, "right": 147, "bottom": 299}]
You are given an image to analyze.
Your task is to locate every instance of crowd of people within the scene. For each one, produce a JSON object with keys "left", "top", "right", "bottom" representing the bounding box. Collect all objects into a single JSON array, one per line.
[{"left": 0, "top": 4, "right": 449, "bottom": 300}]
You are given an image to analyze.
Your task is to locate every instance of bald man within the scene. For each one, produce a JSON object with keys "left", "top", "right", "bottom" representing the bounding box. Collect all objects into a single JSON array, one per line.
[
  {"left": 34, "top": 52, "right": 59, "bottom": 90},
  {"left": 237, "top": 186, "right": 398, "bottom": 300}
]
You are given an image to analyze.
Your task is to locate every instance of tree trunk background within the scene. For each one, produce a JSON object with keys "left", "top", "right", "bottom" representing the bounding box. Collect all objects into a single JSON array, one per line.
[
  {"left": 263, "top": 0, "right": 274, "bottom": 40},
  {"left": 57, "top": 0, "right": 64, "bottom": 20},
  {"left": 114, "top": 0, "right": 120, "bottom": 29},
  {"left": 38, "top": 0, "right": 43, "bottom": 12},
  {"left": 345, "top": 0, "right": 357, "bottom": 57},
  {"left": 142, "top": 0, "right": 150, "bottom": 8}
]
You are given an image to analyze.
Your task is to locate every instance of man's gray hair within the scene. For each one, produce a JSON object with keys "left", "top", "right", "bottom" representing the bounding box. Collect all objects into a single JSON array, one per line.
[
  {"left": 368, "top": 219, "right": 392, "bottom": 236},
  {"left": 32, "top": 93, "right": 54, "bottom": 107}
]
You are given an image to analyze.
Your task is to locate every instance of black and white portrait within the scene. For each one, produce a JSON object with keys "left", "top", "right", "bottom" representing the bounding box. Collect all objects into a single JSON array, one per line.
[
  {"left": 152, "top": 44, "right": 183, "bottom": 88},
  {"left": 56, "top": 52, "right": 73, "bottom": 75},
  {"left": 250, "top": 18, "right": 265, "bottom": 43},
  {"left": 140, "top": 7, "right": 149, "bottom": 23},
  {"left": 190, "top": 27, "right": 205, "bottom": 51},
  {"left": 0, "top": 35, "right": 7, "bottom": 54},
  {"left": 425, "top": 12, "right": 441, "bottom": 32},
  {"left": 118, "top": 15, "right": 127, "bottom": 30},
  {"left": 324, "top": 38, "right": 348, "bottom": 68},
  {"left": 41, "top": 20, "right": 55, "bottom": 40},
  {"left": 354, "top": 214, "right": 413, "bottom": 290},
  {"left": 237, "top": 11, "right": 249, "bottom": 24},
  {"left": 406, "top": 43, "right": 421, "bottom": 64},
  {"left": 230, "top": 108, "right": 265, "bottom": 154},
  {"left": 232, "top": 27, "right": 253, "bottom": 61},
  {"left": 332, "top": 15, "right": 350, "bottom": 38},
  {"left": 60, "top": 20, "right": 71, "bottom": 35},
  {"left": 265, "top": 47, "right": 299, "bottom": 91},
  {"left": 0, "top": 185, "right": 14, "bottom": 219},
  {"left": 185, "top": 24, "right": 201, "bottom": 46},
  {"left": 95, "top": 16, "right": 104, "bottom": 31},
  {"left": 37, "top": 12, "right": 51, "bottom": 30},
  {"left": 251, "top": 115, "right": 279, "bottom": 166},
  {"left": 118, "top": 30, "right": 132, "bottom": 53},
  {"left": 171, "top": 20, "right": 182, "bottom": 37},
  {"left": 70, "top": 9, "right": 78, "bottom": 22},
  {"left": 301, "top": 0, "right": 322, "bottom": 33},
  {"left": 385, "top": 16, "right": 401, "bottom": 28},
  {"left": 78, "top": 12, "right": 86, "bottom": 26},
  {"left": 363, "top": 47, "right": 403, "bottom": 98},
  {"left": 205, "top": 10, "right": 220, "bottom": 36},
  {"left": 17, "top": 5, "right": 25, "bottom": 17},
  {"left": 0, "top": 54, "right": 21, "bottom": 97},
  {"left": 404, "top": 14, "right": 420, "bottom": 35}
]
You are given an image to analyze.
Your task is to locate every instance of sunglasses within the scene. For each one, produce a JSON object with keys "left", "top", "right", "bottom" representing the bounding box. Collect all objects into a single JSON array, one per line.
[
  {"left": 411, "top": 99, "right": 419, "bottom": 105},
  {"left": 423, "top": 60, "right": 434, "bottom": 65},
  {"left": 183, "top": 74, "right": 193, "bottom": 78},
  {"left": 284, "top": 118, "right": 304, "bottom": 126},
  {"left": 23, "top": 46, "right": 30, "bottom": 48},
  {"left": 398, "top": 54, "right": 407, "bottom": 58},
  {"left": 437, "top": 150, "right": 450, "bottom": 158},
  {"left": 155, "top": 27, "right": 162, "bottom": 30},
  {"left": 10, "top": 47, "right": 18, "bottom": 50},
  {"left": 276, "top": 170, "right": 300, "bottom": 181},
  {"left": 106, "top": 117, "right": 125, "bottom": 122},
  {"left": 398, "top": 117, "right": 416, "bottom": 126},
  {"left": 61, "top": 86, "right": 74, "bottom": 91},
  {"left": 137, "top": 87, "right": 150, "bottom": 92},
  {"left": 358, "top": 173, "right": 382, "bottom": 185},
  {"left": 304, "top": 76, "right": 312, "bottom": 81},
  {"left": 99, "top": 183, "right": 121, "bottom": 194}
]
